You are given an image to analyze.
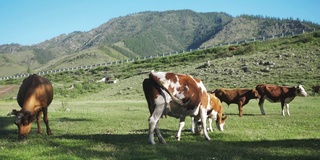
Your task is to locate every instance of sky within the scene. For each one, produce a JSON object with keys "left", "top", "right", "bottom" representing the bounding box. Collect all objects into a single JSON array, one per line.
[{"left": 0, "top": 0, "right": 319, "bottom": 45}]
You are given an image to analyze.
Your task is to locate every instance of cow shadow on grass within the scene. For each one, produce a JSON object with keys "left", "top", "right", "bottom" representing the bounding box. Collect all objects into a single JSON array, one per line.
[
  {"left": 55, "top": 117, "right": 93, "bottom": 122},
  {"left": 225, "top": 113, "right": 257, "bottom": 116},
  {"left": 2, "top": 124, "right": 319, "bottom": 159},
  {"left": 0, "top": 116, "right": 94, "bottom": 141},
  {"left": 0, "top": 116, "right": 17, "bottom": 139},
  {"left": 44, "top": 132, "right": 320, "bottom": 160}
]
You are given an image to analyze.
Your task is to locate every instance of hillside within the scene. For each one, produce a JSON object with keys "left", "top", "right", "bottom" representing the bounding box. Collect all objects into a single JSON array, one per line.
[
  {"left": 0, "top": 31, "right": 319, "bottom": 102},
  {"left": 0, "top": 10, "right": 319, "bottom": 77},
  {"left": 201, "top": 15, "right": 317, "bottom": 46}
]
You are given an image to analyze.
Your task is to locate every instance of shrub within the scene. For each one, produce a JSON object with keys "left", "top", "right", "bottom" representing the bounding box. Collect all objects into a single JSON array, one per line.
[
  {"left": 313, "top": 31, "right": 320, "bottom": 38},
  {"left": 298, "top": 35, "right": 314, "bottom": 43}
]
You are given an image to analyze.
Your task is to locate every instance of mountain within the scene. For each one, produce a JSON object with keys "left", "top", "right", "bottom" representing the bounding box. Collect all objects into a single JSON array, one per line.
[
  {"left": 0, "top": 10, "right": 319, "bottom": 77},
  {"left": 201, "top": 15, "right": 319, "bottom": 46}
]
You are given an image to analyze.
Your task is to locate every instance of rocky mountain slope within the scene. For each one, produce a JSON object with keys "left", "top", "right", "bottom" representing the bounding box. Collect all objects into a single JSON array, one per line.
[{"left": 0, "top": 10, "right": 319, "bottom": 77}]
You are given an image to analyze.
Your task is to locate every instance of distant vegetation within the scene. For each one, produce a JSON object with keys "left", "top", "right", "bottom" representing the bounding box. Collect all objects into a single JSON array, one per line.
[
  {"left": 0, "top": 31, "right": 319, "bottom": 101},
  {"left": 33, "top": 48, "right": 56, "bottom": 64}
]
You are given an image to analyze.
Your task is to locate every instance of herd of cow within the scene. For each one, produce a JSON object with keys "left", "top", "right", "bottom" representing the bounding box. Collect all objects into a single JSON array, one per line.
[{"left": 6, "top": 71, "right": 310, "bottom": 145}]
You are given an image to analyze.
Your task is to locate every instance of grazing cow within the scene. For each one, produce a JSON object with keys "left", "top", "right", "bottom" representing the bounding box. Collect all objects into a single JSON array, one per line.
[
  {"left": 228, "top": 46, "right": 237, "bottom": 51},
  {"left": 7, "top": 74, "right": 53, "bottom": 139},
  {"left": 255, "top": 84, "right": 307, "bottom": 116},
  {"left": 212, "top": 88, "right": 260, "bottom": 117},
  {"left": 191, "top": 93, "right": 227, "bottom": 133},
  {"left": 312, "top": 85, "right": 320, "bottom": 95},
  {"left": 143, "top": 71, "right": 214, "bottom": 144}
]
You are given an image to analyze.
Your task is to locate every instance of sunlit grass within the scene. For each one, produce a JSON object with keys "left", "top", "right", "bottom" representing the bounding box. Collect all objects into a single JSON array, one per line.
[{"left": 0, "top": 96, "right": 319, "bottom": 159}]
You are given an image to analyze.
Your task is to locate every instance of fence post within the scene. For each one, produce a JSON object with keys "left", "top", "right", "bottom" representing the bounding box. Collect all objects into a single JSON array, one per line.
[{"left": 1, "top": 30, "right": 315, "bottom": 81}]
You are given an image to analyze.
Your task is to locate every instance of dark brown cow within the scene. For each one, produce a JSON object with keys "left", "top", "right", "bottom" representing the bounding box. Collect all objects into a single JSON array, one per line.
[
  {"left": 256, "top": 84, "right": 307, "bottom": 116},
  {"left": 312, "top": 85, "right": 320, "bottom": 95},
  {"left": 143, "top": 71, "right": 215, "bottom": 144},
  {"left": 8, "top": 74, "right": 53, "bottom": 139},
  {"left": 228, "top": 46, "right": 237, "bottom": 51},
  {"left": 212, "top": 88, "right": 260, "bottom": 117}
]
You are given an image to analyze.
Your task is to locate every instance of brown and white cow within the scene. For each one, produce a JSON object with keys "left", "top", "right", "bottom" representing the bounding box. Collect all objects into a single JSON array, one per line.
[
  {"left": 212, "top": 88, "right": 260, "bottom": 117},
  {"left": 191, "top": 93, "right": 227, "bottom": 133},
  {"left": 255, "top": 84, "right": 307, "bottom": 116},
  {"left": 143, "top": 71, "right": 214, "bottom": 144},
  {"left": 7, "top": 74, "right": 53, "bottom": 139}
]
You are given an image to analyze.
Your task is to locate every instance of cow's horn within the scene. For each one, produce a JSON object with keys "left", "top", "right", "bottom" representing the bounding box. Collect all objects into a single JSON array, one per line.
[
  {"left": 7, "top": 111, "right": 14, "bottom": 116},
  {"left": 7, "top": 109, "right": 18, "bottom": 116}
]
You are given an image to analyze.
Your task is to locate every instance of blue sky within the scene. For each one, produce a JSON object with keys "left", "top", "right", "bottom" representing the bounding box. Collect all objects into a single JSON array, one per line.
[{"left": 0, "top": 0, "right": 319, "bottom": 45}]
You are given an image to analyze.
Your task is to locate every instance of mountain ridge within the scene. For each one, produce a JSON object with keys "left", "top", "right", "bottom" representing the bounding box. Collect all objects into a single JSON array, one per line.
[{"left": 0, "top": 10, "right": 319, "bottom": 77}]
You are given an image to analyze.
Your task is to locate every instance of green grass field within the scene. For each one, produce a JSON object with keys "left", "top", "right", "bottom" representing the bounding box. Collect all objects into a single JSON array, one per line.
[
  {"left": 0, "top": 32, "right": 319, "bottom": 159},
  {"left": 0, "top": 96, "right": 319, "bottom": 160}
]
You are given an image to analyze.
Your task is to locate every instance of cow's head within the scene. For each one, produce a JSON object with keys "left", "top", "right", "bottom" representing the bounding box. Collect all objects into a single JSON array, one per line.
[
  {"left": 296, "top": 84, "right": 308, "bottom": 97},
  {"left": 216, "top": 115, "right": 227, "bottom": 131},
  {"left": 311, "top": 85, "right": 320, "bottom": 94},
  {"left": 251, "top": 89, "right": 260, "bottom": 99},
  {"left": 8, "top": 109, "right": 35, "bottom": 139}
]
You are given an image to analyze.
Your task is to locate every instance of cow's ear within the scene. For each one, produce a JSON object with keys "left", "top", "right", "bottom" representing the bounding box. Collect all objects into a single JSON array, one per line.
[
  {"left": 24, "top": 111, "right": 34, "bottom": 123},
  {"left": 23, "top": 111, "right": 31, "bottom": 118},
  {"left": 7, "top": 109, "right": 19, "bottom": 116},
  {"left": 222, "top": 115, "right": 227, "bottom": 120}
]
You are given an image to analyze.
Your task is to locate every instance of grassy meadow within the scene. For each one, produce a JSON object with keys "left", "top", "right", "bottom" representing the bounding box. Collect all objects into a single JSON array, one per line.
[
  {"left": 0, "top": 32, "right": 320, "bottom": 159},
  {"left": 0, "top": 96, "right": 319, "bottom": 160}
]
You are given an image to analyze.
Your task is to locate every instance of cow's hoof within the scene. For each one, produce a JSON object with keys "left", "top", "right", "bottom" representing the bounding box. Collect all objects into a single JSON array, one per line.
[{"left": 149, "top": 141, "right": 156, "bottom": 145}]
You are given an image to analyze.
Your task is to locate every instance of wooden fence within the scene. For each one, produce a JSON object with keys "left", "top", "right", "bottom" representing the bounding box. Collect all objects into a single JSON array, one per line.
[{"left": 0, "top": 28, "right": 316, "bottom": 80}]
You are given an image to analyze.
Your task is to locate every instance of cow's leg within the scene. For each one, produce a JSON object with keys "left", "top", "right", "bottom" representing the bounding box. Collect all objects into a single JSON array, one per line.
[
  {"left": 281, "top": 101, "right": 285, "bottom": 116},
  {"left": 200, "top": 108, "right": 210, "bottom": 141},
  {"left": 238, "top": 102, "right": 244, "bottom": 117},
  {"left": 191, "top": 117, "right": 203, "bottom": 134},
  {"left": 193, "top": 116, "right": 201, "bottom": 134},
  {"left": 208, "top": 115, "right": 213, "bottom": 132},
  {"left": 285, "top": 103, "right": 290, "bottom": 116},
  {"left": 148, "top": 117, "right": 157, "bottom": 145},
  {"left": 148, "top": 105, "right": 165, "bottom": 144},
  {"left": 36, "top": 111, "right": 43, "bottom": 134},
  {"left": 258, "top": 98, "right": 266, "bottom": 115},
  {"left": 42, "top": 107, "right": 52, "bottom": 135},
  {"left": 175, "top": 117, "right": 185, "bottom": 141},
  {"left": 215, "top": 113, "right": 222, "bottom": 131},
  {"left": 191, "top": 117, "right": 195, "bottom": 134},
  {"left": 208, "top": 117, "right": 213, "bottom": 132},
  {"left": 155, "top": 122, "right": 166, "bottom": 144}
]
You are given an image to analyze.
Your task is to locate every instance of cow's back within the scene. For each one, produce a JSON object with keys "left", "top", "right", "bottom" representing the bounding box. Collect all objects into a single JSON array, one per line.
[
  {"left": 256, "top": 84, "right": 284, "bottom": 99},
  {"left": 214, "top": 89, "right": 238, "bottom": 104},
  {"left": 209, "top": 94, "right": 222, "bottom": 112},
  {"left": 17, "top": 74, "right": 53, "bottom": 108}
]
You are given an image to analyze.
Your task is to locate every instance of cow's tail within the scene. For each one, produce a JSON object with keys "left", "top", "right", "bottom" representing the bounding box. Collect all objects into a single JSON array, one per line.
[{"left": 148, "top": 71, "right": 184, "bottom": 105}]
